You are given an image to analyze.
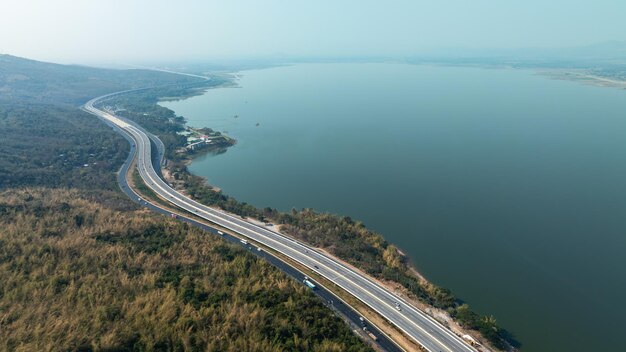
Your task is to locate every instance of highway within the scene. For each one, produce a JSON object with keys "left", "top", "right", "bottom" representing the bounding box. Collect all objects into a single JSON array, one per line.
[
  {"left": 84, "top": 91, "right": 478, "bottom": 352},
  {"left": 103, "top": 111, "right": 401, "bottom": 352}
]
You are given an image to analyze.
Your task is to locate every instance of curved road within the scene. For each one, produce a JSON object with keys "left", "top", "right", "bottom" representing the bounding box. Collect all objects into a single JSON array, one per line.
[{"left": 83, "top": 90, "right": 477, "bottom": 352}]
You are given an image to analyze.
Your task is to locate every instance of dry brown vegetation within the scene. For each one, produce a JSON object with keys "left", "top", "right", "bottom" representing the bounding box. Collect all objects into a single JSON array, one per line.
[{"left": 0, "top": 188, "right": 372, "bottom": 352}]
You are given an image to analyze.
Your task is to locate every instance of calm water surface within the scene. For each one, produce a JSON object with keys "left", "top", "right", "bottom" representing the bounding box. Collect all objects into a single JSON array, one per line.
[{"left": 161, "top": 63, "right": 626, "bottom": 351}]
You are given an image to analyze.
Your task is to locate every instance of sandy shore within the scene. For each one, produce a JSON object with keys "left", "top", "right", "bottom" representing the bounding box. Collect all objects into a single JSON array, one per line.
[{"left": 540, "top": 69, "right": 626, "bottom": 89}]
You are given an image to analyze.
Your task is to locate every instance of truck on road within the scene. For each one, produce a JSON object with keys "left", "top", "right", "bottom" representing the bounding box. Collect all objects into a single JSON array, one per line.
[{"left": 303, "top": 276, "right": 316, "bottom": 289}]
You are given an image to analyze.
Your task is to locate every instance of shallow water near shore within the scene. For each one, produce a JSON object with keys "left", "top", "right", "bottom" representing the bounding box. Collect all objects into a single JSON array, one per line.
[{"left": 161, "top": 63, "right": 626, "bottom": 351}]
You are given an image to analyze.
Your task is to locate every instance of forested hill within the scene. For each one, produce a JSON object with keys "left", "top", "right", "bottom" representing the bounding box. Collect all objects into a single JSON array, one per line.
[
  {"left": 0, "top": 55, "right": 208, "bottom": 190},
  {"left": 0, "top": 188, "right": 372, "bottom": 351},
  {"left": 0, "top": 54, "right": 203, "bottom": 105}
]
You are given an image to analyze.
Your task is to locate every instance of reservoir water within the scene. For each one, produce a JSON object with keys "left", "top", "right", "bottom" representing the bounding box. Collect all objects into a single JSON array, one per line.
[{"left": 161, "top": 63, "right": 626, "bottom": 351}]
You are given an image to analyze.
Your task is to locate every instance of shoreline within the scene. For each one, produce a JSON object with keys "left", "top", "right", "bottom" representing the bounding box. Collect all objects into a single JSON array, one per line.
[{"left": 538, "top": 69, "right": 626, "bottom": 89}]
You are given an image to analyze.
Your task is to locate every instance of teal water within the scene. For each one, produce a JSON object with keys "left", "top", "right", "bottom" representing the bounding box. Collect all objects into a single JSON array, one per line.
[{"left": 161, "top": 63, "right": 626, "bottom": 351}]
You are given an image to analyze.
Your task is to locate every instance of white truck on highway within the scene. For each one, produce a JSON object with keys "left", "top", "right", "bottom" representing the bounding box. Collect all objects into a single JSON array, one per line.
[{"left": 303, "top": 276, "right": 316, "bottom": 289}]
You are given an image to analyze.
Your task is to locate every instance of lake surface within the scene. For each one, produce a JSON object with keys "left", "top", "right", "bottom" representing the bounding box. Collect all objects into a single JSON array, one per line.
[{"left": 161, "top": 63, "right": 626, "bottom": 351}]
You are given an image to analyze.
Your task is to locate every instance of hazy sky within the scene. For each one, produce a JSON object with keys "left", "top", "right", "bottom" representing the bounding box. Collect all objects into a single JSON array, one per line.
[{"left": 1, "top": 0, "right": 625, "bottom": 64}]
